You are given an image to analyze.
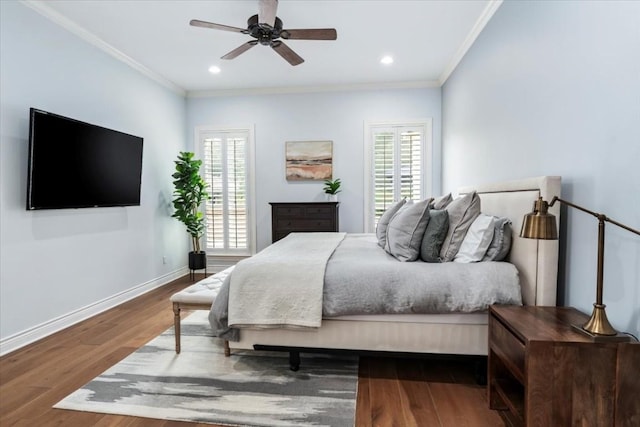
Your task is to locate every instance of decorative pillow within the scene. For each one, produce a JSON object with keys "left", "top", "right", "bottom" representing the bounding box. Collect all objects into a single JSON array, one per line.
[
  {"left": 454, "top": 214, "right": 496, "bottom": 263},
  {"left": 376, "top": 199, "right": 406, "bottom": 248},
  {"left": 483, "top": 217, "right": 513, "bottom": 261},
  {"left": 439, "top": 191, "right": 481, "bottom": 262},
  {"left": 384, "top": 199, "right": 431, "bottom": 262},
  {"left": 430, "top": 193, "right": 453, "bottom": 210},
  {"left": 420, "top": 209, "right": 449, "bottom": 262}
]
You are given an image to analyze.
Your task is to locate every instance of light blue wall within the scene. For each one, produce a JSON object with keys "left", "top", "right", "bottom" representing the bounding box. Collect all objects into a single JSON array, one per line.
[
  {"left": 187, "top": 88, "right": 442, "bottom": 251},
  {"left": 0, "top": 2, "right": 187, "bottom": 342},
  {"left": 442, "top": 0, "right": 640, "bottom": 336}
]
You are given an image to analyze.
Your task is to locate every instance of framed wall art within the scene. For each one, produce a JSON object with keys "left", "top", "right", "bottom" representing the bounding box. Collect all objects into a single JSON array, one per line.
[{"left": 285, "top": 140, "right": 333, "bottom": 181}]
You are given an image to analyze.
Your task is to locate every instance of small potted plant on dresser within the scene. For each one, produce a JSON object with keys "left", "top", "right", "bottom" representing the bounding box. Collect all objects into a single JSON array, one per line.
[
  {"left": 171, "top": 151, "right": 210, "bottom": 273},
  {"left": 323, "top": 178, "right": 341, "bottom": 201}
]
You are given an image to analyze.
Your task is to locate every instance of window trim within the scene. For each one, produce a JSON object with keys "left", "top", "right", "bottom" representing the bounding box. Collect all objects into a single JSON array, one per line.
[
  {"left": 195, "top": 124, "right": 256, "bottom": 256},
  {"left": 363, "top": 119, "right": 433, "bottom": 233}
]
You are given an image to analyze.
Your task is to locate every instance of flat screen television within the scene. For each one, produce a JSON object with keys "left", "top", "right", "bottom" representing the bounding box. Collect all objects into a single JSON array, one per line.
[{"left": 26, "top": 108, "right": 144, "bottom": 210}]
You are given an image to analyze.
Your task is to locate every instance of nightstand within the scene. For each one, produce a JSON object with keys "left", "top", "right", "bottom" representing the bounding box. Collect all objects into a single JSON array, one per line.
[
  {"left": 270, "top": 202, "right": 339, "bottom": 243},
  {"left": 488, "top": 305, "right": 639, "bottom": 426}
]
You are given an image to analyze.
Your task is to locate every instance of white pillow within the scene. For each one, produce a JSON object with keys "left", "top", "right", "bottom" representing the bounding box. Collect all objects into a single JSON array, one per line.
[{"left": 454, "top": 214, "right": 496, "bottom": 263}]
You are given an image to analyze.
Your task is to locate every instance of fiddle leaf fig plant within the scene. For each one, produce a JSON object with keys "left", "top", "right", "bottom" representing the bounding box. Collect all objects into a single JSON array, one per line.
[
  {"left": 171, "top": 151, "right": 210, "bottom": 253},
  {"left": 323, "top": 178, "right": 342, "bottom": 195}
]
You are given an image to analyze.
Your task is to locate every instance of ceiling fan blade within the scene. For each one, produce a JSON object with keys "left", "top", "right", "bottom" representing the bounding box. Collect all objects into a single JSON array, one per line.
[
  {"left": 258, "top": 0, "right": 278, "bottom": 28},
  {"left": 190, "top": 19, "right": 247, "bottom": 33},
  {"left": 281, "top": 28, "right": 337, "bottom": 40},
  {"left": 221, "top": 41, "right": 258, "bottom": 60},
  {"left": 271, "top": 40, "right": 304, "bottom": 66}
]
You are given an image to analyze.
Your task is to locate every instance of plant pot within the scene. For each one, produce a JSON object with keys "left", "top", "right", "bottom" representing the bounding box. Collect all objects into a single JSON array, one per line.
[
  {"left": 188, "top": 251, "right": 207, "bottom": 270},
  {"left": 325, "top": 194, "right": 338, "bottom": 202}
]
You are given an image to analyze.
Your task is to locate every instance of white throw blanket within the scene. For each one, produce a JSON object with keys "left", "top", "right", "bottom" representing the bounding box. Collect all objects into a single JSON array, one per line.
[{"left": 228, "top": 232, "right": 346, "bottom": 329}]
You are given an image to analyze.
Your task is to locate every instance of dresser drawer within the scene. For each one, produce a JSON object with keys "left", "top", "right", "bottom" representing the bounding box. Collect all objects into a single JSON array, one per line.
[
  {"left": 277, "top": 218, "right": 333, "bottom": 230},
  {"left": 489, "top": 315, "right": 525, "bottom": 382},
  {"left": 272, "top": 206, "right": 304, "bottom": 217},
  {"left": 304, "top": 206, "right": 333, "bottom": 217},
  {"left": 270, "top": 202, "right": 339, "bottom": 242}
]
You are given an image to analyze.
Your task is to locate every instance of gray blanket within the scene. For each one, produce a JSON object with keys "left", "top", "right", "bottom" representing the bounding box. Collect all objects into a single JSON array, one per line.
[
  {"left": 323, "top": 234, "right": 521, "bottom": 315},
  {"left": 210, "top": 233, "right": 522, "bottom": 341}
]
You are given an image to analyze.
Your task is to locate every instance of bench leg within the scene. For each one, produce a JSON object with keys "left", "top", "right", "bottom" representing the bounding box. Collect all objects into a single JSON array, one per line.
[
  {"left": 224, "top": 340, "right": 230, "bottom": 357},
  {"left": 173, "top": 302, "right": 181, "bottom": 354}
]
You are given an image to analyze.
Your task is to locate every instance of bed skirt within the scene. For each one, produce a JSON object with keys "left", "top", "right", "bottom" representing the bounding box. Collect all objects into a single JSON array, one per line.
[{"left": 230, "top": 313, "right": 489, "bottom": 355}]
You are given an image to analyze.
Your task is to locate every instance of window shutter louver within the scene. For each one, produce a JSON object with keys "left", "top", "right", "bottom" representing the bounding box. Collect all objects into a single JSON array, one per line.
[
  {"left": 202, "top": 130, "right": 251, "bottom": 254},
  {"left": 368, "top": 124, "right": 427, "bottom": 231}
]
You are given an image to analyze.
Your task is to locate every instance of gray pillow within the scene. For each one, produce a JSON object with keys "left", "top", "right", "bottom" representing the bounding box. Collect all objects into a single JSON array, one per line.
[
  {"left": 482, "top": 217, "right": 513, "bottom": 261},
  {"left": 384, "top": 199, "right": 431, "bottom": 262},
  {"left": 430, "top": 193, "right": 453, "bottom": 210},
  {"left": 376, "top": 199, "right": 406, "bottom": 248},
  {"left": 439, "top": 191, "right": 481, "bottom": 262},
  {"left": 420, "top": 209, "right": 449, "bottom": 262}
]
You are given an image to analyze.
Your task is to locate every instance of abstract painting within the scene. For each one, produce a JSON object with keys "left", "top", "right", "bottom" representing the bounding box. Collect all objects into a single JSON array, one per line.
[{"left": 285, "top": 140, "right": 333, "bottom": 180}]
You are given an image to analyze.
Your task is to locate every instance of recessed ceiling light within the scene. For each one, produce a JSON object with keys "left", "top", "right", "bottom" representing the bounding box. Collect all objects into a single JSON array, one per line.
[
  {"left": 208, "top": 65, "right": 221, "bottom": 74},
  {"left": 380, "top": 55, "right": 394, "bottom": 65}
]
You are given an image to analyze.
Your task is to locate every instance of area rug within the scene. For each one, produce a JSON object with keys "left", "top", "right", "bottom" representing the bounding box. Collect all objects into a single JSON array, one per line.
[{"left": 54, "top": 311, "right": 358, "bottom": 427}]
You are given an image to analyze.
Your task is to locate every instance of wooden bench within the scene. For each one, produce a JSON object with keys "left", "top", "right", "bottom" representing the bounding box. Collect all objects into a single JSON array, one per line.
[{"left": 170, "top": 266, "right": 234, "bottom": 356}]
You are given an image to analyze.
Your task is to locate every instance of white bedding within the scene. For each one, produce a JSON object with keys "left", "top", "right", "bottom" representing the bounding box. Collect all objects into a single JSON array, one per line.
[
  {"left": 228, "top": 232, "right": 346, "bottom": 329},
  {"left": 211, "top": 233, "right": 522, "bottom": 341}
]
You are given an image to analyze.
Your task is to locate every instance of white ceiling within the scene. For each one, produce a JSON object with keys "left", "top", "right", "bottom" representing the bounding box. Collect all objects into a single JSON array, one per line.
[{"left": 26, "top": 0, "right": 501, "bottom": 96}]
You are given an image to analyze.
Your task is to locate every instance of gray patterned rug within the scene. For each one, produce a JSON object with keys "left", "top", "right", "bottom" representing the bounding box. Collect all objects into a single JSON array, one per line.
[{"left": 54, "top": 311, "right": 358, "bottom": 426}]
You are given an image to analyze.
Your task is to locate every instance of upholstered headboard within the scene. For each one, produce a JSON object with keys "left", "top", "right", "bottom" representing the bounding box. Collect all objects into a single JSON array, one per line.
[{"left": 458, "top": 176, "right": 561, "bottom": 306}]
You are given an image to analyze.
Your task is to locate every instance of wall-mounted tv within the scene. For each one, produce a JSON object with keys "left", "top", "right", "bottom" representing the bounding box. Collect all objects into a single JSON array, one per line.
[{"left": 26, "top": 108, "right": 144, "bottom": 210}]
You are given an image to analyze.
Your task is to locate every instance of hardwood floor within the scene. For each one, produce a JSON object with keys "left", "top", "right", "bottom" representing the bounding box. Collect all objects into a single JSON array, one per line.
[{"left": 0, "top": 274, "right": 505, "bottom": 427}]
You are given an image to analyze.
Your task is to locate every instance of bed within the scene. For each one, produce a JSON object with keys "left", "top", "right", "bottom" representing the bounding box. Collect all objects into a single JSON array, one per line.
[{"left": 210, "top": 176, "right": 561, "bottom": 362}]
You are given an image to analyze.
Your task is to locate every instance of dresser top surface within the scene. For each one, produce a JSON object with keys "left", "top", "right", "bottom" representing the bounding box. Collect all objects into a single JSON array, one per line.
[{"left": 269, "top": 202, "right": 339, "bottom": 206}]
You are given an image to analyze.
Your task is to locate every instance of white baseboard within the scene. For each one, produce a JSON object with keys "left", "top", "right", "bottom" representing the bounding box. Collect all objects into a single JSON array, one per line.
[{"left": 0, "top": 267, "right": 189, "bottom": 357}]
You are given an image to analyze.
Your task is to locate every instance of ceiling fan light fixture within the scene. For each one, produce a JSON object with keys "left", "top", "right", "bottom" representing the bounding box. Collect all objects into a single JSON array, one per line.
[
  {"left": 190, "top": 0, "right": 337, "bottom": 66},
  {"left": 380, "top": 55, "right": 394, "bottom": 65},
  {"left": 208, "top": 65, "right": 221, "bottom": 74}
]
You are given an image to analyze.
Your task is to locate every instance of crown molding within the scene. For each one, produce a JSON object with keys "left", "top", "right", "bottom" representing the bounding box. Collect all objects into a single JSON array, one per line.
[
  {"left": 438, "top": 0, "right": 503, "bottom": 86},
  {"left": 187, "top": 80, "right": 440, "bottom": 98},
  {"left": 20, "top": 0, "right": 496, "bottom": 98},
  {"left": 21, "top": 0, "right": 186, "bottom": 96}
]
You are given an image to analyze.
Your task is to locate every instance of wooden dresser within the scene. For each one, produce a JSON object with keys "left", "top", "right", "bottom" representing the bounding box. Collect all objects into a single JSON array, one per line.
[
  {"left": 488, "top": 305, "right": 639, "bottom": 426},
  {"left": 270, "top": 202, "right": 339, "bottom": 243}
]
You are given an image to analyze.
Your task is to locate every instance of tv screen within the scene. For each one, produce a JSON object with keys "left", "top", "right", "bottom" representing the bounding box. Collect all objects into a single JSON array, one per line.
[{"left": 26, "top": 108, "right": 143, "bottom": 210}]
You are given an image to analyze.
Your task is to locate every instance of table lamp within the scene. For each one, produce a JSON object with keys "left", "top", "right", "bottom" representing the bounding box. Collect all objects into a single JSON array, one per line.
[{"left": 521, "top": 196, "right": 638, "bottom": 341}]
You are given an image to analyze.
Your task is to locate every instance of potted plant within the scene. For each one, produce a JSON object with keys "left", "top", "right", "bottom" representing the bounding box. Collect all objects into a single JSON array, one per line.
[
  {"left": 323, "top": 178, "right": 341, "bottom": 201},
  {"left": 171, "top": 151, "right": 210, "bottom": 271}
]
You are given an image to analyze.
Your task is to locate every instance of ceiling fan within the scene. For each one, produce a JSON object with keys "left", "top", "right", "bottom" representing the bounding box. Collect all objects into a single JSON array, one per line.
[{"left": 190, "top": 0, "right": 337, "bottom": 66}]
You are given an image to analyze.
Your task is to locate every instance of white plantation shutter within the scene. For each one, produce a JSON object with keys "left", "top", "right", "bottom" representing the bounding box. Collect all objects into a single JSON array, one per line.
[
  {"left": 373, "top": 131, "right": 395, "bottom": 222},
  {"left": 399, "top": 129, "right": 422, "bottom": 200},
  {"left": 365, "top": 121, "right": 431, "bottom": 232},
  {"left": 200, "top": 128, "right": 255, "bottom": 255}
]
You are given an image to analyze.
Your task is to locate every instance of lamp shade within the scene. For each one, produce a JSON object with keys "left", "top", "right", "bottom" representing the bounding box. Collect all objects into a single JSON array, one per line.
[{"left": 520, "top": 198, "right": 558, "bottom": 240}]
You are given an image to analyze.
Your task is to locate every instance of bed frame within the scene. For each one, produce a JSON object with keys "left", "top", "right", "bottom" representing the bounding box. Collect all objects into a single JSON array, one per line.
[{"left": 229, "top": 176, "right": 561, "bottom": 361}]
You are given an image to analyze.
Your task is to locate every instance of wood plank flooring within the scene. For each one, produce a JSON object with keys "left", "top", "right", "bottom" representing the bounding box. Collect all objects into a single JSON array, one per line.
[{"left": 0, "top": 274, "right": 506, "bottom": 427}]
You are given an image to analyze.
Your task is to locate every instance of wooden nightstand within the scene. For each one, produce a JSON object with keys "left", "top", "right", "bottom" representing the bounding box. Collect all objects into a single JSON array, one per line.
[
  {"left": 270, "top": 202, "right": 339, "bottom": 243},
  {"left": 488, "top": 305, "right": 639, "bottom": 427}
]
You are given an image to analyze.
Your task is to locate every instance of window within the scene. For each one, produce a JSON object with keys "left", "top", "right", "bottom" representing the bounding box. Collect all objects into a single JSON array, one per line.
[
  {"left": 364, "top": 120, "right": 432, "bottom": 232},
  {"left": 197, "top": 126, "right": 255, "bottom": 256}
]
